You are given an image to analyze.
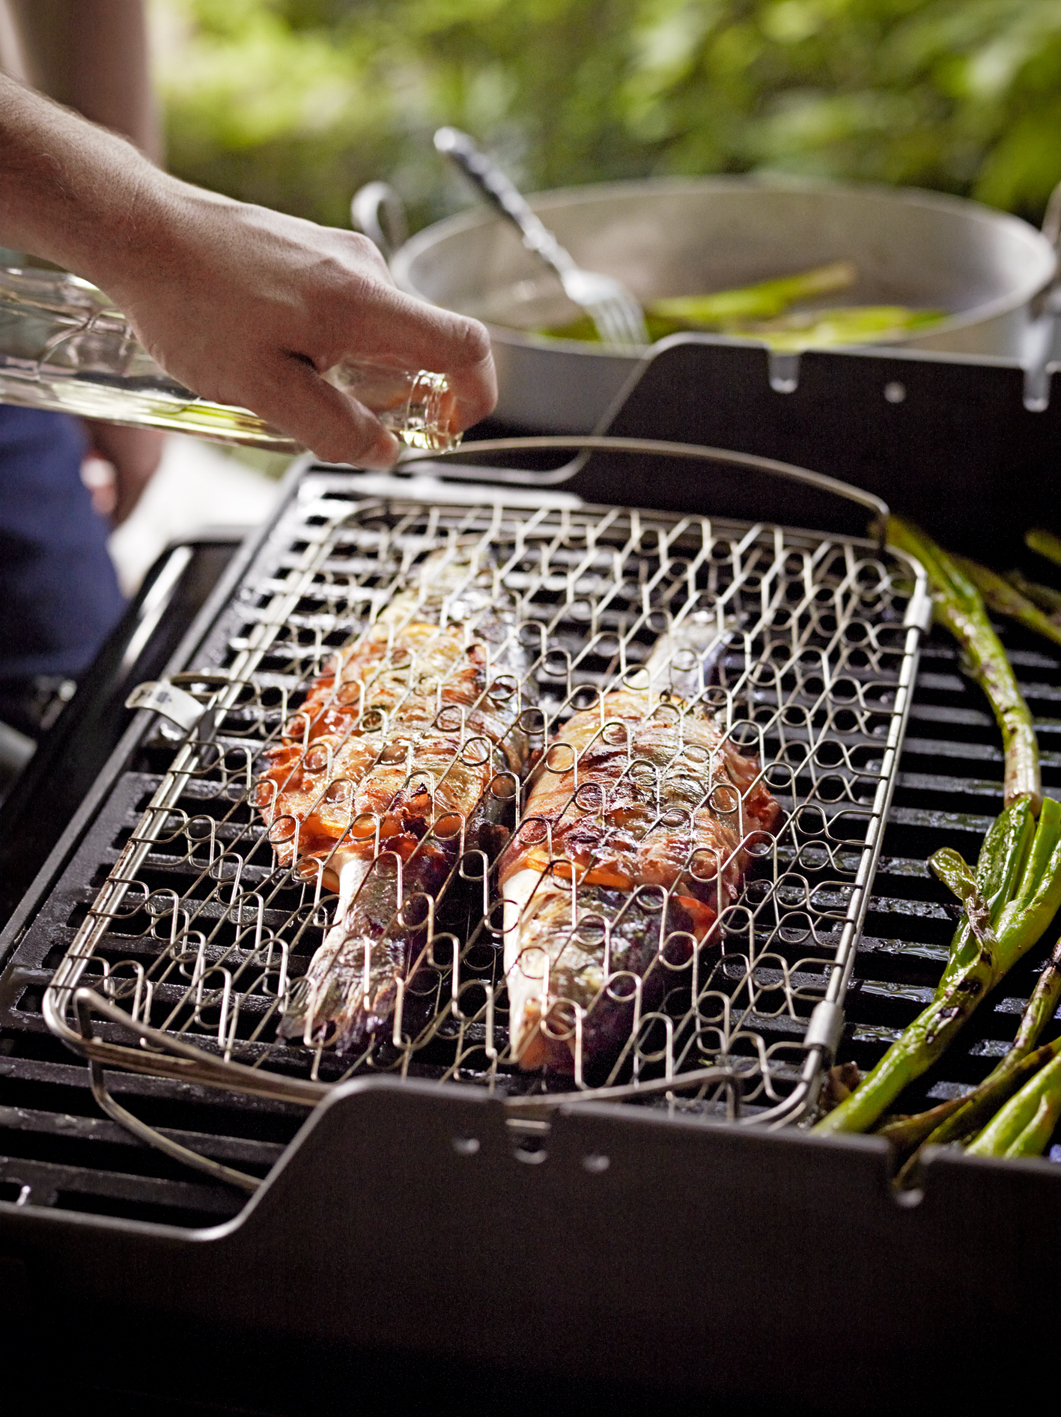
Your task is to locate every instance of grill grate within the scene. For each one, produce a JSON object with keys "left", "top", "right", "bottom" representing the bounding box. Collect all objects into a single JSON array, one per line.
[
  {"left": 846, "top": 634, "right": 1061, "bottom": 1115},
  {"left": 0, "top": 476, "right": 1057, "bottom": 1221},
  {"left": 24, "top": 470, "right": 923, "bottom": 1188}
]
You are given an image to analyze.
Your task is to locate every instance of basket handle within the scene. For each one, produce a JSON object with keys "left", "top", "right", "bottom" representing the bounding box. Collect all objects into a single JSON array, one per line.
[{"left": 414, "top": 435, "right": 890, "bottom": 549}]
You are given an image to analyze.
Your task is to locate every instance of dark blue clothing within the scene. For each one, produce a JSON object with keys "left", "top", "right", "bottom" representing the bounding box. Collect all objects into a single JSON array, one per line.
[{"left": 0, "top": 406, "right": 125, "bottom": 679}]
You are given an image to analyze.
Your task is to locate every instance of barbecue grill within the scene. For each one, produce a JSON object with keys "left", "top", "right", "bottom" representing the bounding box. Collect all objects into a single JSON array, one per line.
[{"left": 2, "top": 334, "right": 1061, "bottom": 1414}]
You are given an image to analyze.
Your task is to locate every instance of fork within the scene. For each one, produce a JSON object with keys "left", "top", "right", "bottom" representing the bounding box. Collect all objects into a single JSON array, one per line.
[{"left": 434, "top": 127, "right": 649, "bottom": 349}]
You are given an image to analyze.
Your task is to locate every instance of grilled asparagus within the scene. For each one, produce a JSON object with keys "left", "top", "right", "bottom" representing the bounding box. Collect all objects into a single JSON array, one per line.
[
  {"left": 886, "top": 518, "right": 1040, "bottom": 811},
  {"left": 816, "top": 797, "right": 1061, "bottom": 1136}
]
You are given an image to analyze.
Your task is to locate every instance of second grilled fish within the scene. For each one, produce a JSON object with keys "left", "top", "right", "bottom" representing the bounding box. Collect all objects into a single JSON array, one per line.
[{"left": 500, "top": 627, "right": 781, "bottom": 1077}]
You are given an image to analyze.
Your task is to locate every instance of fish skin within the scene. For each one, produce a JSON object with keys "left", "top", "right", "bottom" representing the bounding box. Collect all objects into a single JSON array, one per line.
[
  {"left": 500, "top": 689, "right": 781, "bottom": 1078},
  {"left": 257, "top": 551, "right": 530, "bottom": 1053}
]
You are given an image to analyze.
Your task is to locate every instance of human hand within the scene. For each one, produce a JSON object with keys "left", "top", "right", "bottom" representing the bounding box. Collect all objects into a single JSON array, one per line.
[
  {"left": 0, "top": 83, "right": 495, "bottom": 465},
  {"left": 82, "top": 421, "right": 165, "bottom": 525},
  {"left": 89, "top": 182, "right": 497, "bottom": 469}
]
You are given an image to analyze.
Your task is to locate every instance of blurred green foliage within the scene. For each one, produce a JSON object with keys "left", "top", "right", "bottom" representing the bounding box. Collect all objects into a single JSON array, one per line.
[{"left": 152, "top": 0, "right": 1061, "bottom": 231}]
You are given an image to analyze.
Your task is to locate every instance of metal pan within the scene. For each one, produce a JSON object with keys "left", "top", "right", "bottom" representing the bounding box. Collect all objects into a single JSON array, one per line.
[{"left": 358, "top": 175, "right": 1061, "bottom": 432}]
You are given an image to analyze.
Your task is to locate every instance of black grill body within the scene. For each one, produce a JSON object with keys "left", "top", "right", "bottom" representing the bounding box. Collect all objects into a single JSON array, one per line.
[{"left": 2, "top": 339, "right": 1061, "bottom": 1414}]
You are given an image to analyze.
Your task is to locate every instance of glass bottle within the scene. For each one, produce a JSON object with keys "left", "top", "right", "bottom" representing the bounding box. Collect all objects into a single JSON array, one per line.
[{"left": 0, "top": 265, "right": 461, "bottom": 454}]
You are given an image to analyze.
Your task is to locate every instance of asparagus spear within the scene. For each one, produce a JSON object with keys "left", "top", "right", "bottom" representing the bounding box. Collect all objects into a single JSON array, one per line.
[
  {"left": 883, "top": 938, "right": 1061, "bottom": 1163},
  {"left": 966, "top": 1040, "right": 1061, "bottom": 1159},
  {"left": 543, "top": 260, "right": 942, "bottom": 348},
  {"left": 817, "top": 806, "right": 1029, "bottom": 1136},
  {"left": 1026, "top": 528, "right": 1061, "bottom": 569},
  {"left": 953, "top": 555, "right": 1061, "bottom": 651},
  {"left": 819, "top": 523, "right": 1054, "bottom": 1142},
  {"left": 546, "top": 303, "right": 942, "bottom": 346},
  {"left": 815, "top": 797, "right": 1061, "bottom": 1136},
  {"left": 1006, "top": 569, "right": 1061, "bottom": 621},
  {"left": 886, "top": 517, "right": 1041, "bottom": 812},
  {"left": 648, "top": 261, "right": 857, "bottom": 328},
  {"left": 726, "top": 306, "right": 944, "bottom": 353},
  {"left": 540, "top": 263, "right": 858, "bottom": 342},
  {"left": 875, "top": 1092, "right": 967, "bottom": 1156}
]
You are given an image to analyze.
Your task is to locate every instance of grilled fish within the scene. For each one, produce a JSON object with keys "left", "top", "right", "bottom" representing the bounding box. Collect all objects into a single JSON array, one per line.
[
  {"left": 256, "top": 549, "right": 530, "bottom": 1053},
  {"left": 500, "top": 625, "right": 781, "bottom": 1077}
]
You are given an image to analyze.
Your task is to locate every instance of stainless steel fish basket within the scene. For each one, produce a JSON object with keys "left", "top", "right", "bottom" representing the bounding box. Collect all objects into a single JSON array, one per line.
[{"left": 41, "top": 441, "right": 928, "bottom": 1189}]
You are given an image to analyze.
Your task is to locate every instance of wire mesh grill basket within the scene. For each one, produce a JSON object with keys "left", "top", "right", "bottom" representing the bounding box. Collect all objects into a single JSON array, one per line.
[{"left": 43, "top": 453, "right": 927, "bottom": 1186}]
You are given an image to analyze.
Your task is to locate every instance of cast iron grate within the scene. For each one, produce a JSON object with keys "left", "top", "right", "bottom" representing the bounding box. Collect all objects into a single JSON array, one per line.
[
  {"left": 1, "top": 617, "right": 1049, "bottom": 1225},
  {"left": 34, "top": 476, "right": 922, "bottom": 1165},
  {"left": 2, "top": 464, "right": 1055, "bottom": 1224}
]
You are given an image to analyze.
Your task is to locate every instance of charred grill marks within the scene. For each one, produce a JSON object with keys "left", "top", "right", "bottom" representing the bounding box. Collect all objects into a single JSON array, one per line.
[{"left": 258, "top": 575, "right": 780, "bottom": 1077}]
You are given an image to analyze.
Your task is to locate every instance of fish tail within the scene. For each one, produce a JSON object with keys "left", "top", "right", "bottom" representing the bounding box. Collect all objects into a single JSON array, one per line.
[
  {"left": 280, "top": 921, "right": 403, "bottom": 1053},
  {"left": 644, "top": 615, "right": 733, "bottom": 700},
  {"left": 281, "top": 851, "right": 442, "bottom": 1054}
]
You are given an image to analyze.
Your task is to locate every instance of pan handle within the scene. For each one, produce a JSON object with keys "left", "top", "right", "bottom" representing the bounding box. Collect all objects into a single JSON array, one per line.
[
  {"left": 1022, "top": 182, "right": 1061, "bottom": 410},
  {"left": 351, "top": 181, "right": 408, "bottom": 263},
  {"left": 1026, "top": 175, "right": 1061, "bottom": 323},
  {"left": 416, "top": 434, "right": 891, "bottom": 548}
]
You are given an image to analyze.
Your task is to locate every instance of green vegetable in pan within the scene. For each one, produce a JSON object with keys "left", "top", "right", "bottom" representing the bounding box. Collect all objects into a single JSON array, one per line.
[
  {"left": 719, "top": 305, "right": 945, "bottom": 352},
  {"left": 648, "top": 261, "right": 857, "bottom": 327},
  {"left": 538, "top": 261, "right": 945, "bottom": 349}
]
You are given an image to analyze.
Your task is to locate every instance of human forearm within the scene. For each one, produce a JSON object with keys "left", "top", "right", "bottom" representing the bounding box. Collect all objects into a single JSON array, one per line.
[
  {"left": 0, "top": 75, "right": 496, "bottom": 467},
  {"left": 4, "top": 2, "right": 165, "bottom": 523},
  {"left": 0, "top": 71, "right": 160, "bottom": 276},
  {"left": 6, "top": 0, "right": 161, "bottom": 159}
]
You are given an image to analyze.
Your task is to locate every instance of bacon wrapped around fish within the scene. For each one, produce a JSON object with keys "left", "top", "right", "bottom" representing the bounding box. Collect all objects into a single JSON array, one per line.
[
  {"left": 256, "top": 551, "right": 530, "bottom": 1053},
  {"left": 500, "top": 666, "right": 781, "bottom": 1078}
]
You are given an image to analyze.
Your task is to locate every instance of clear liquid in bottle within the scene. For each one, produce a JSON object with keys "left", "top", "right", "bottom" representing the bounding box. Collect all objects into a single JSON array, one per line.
[{"left": 0, "top": 266, "right": 462, "bottom": 456}]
